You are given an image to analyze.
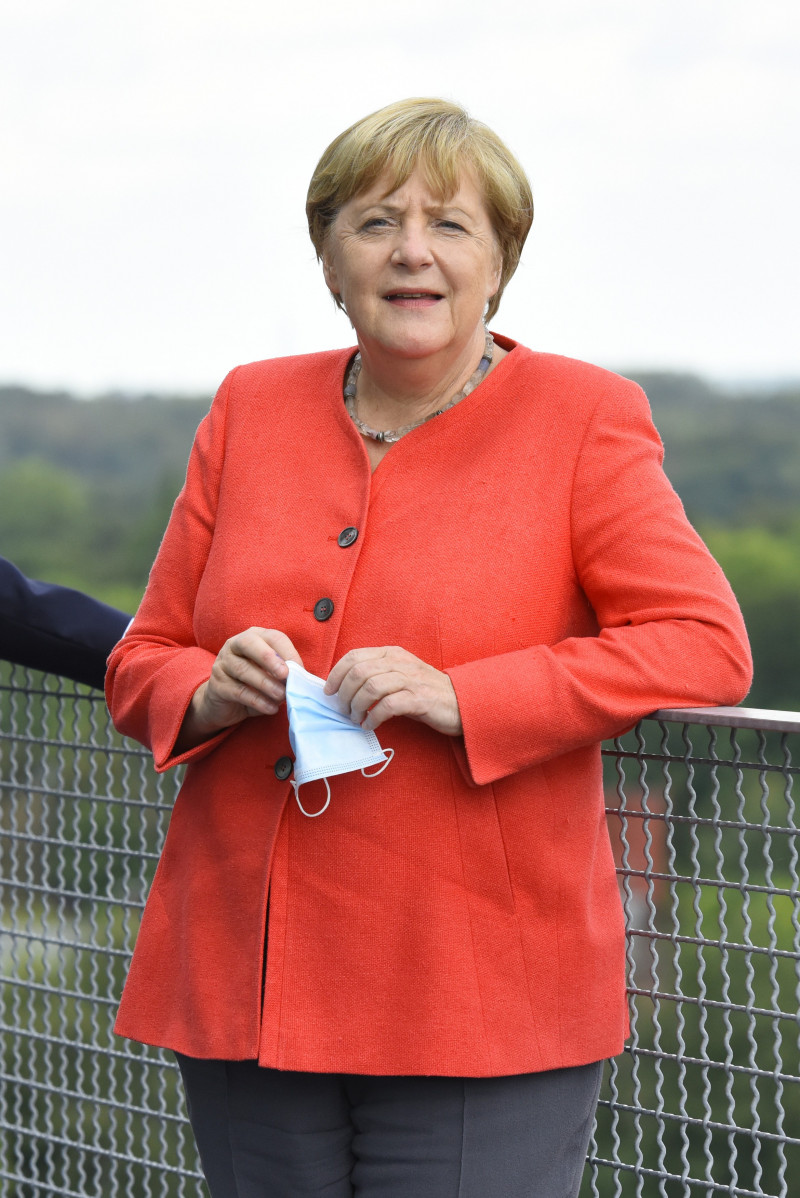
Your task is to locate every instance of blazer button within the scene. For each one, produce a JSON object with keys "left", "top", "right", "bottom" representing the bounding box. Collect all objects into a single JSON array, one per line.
[
  {"left": 313, "top": 597, "right": 334, "bottom": 621},
  {"left": 274, "top": 756, "right": 293, "bottom": 781},
  {"left": 337, "top": 526, "right": 358, "bottom": 548}
]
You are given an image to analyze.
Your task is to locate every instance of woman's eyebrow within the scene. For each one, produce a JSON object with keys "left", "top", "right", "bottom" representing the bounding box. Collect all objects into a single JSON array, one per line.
[
  {"left": 430, "top": 205, "right": 472, "bottom": 219},
  {"left": 364, "top": 200, "right": 473, "bottom": 218}
]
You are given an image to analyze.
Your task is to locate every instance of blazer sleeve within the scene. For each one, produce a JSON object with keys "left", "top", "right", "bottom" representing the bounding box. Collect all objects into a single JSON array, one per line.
[
  {"left": 105, "top": 369, "right": 237, "bottom": 771},
  {"left": 0, "top": 556, "right": 130, "bottom": 690},
  {"left": 446, "top": 380, "right": 753, "bottom": 786}
]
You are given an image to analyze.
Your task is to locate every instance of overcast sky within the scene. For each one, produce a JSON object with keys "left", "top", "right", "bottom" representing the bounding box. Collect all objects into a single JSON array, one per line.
[{"left": 2, "top": 0, "right": 798, "bottom": 394}]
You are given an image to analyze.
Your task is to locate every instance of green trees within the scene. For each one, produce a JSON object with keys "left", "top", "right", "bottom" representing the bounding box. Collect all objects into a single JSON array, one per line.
[
  {"left": 703, "top": 524, "right": 800, "bottom": 710},
  {"left": 0, "top": 454, "right": 183, "bottom": 614},
  {"left": 0, "top": 387, "right": 202, "bottom": 612},
  {"left": 0, "top": 458, "right": 91, "bottom": 581}
]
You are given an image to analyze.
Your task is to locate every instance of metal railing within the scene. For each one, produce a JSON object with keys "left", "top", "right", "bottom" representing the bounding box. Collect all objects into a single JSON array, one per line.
[{"left": 1, "top": 660, "right": 799, "bottom": 1197}]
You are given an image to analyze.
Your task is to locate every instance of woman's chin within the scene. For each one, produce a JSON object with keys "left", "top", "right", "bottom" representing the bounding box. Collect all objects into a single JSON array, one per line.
[{"left": 358, "top": 320, "right": 475, "bottom": 363}]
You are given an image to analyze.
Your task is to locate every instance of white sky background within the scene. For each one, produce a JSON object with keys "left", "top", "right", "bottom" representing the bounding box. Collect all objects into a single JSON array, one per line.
[{"left": 1, "top": 0, "right": 798, "bottom": 394}]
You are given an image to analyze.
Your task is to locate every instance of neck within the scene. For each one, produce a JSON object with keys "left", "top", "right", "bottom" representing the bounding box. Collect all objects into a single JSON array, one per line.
[{"left": 354, "top": 326, "right": 491, "bottom": 429}]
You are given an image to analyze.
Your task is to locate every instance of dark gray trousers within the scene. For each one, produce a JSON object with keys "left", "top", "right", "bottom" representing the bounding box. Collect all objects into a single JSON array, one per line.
[{"left": 175, "top": 1054, "right": 603, "bottom": 1198}]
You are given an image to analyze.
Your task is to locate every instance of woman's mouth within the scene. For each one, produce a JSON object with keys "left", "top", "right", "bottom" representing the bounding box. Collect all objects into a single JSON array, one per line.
[{"left": 384, "top": 292, "right": 443, "bottom": 308}]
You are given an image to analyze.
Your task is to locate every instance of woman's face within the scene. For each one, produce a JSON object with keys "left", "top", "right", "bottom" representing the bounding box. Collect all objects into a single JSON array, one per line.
[{"left": 323, "top": 166, "right": 501, "bottom": 364}]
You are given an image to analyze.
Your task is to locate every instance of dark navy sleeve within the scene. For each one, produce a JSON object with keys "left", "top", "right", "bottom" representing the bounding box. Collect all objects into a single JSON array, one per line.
[{"left": 0, "top": 556, "right": 131, "bottom": 690}]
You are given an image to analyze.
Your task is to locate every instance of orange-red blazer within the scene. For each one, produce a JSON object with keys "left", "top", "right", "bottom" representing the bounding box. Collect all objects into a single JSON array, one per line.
[{"left": 106, "top": 336, "right": 752, "bottom": 1076}]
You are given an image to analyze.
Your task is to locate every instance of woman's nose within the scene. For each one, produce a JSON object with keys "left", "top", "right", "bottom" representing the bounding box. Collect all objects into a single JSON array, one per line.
[{"left": 390, "top": 223, "right": 434, "bottom": 270}]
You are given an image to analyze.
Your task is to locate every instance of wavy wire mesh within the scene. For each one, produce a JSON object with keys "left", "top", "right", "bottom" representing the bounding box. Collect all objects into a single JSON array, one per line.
[
  {"left": 1, "top": 660, "right": 799, "bottom": 1196},
  {"left": 594, "top": 714, "right": 800, "bottom": 1197},
  {"left": 0, "top": 665, "right": 201, "bottom": 1196}
]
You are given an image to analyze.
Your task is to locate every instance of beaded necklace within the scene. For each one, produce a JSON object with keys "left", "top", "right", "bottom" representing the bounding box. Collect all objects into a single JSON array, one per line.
[{"left": 343, "top": 331, "right": 494, "bottom": 444}]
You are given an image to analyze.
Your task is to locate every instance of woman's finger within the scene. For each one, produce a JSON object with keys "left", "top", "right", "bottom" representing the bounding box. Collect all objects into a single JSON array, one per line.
[
  {"left": 176, "top": 628, "right": 303, "bottom": 753},
  {"left": 254, "top": 628, "right": 305, "bottom": 670},
  {"left": 198, "top": 629, "right": 304, "bottom": 727},
  {"left": 339, "top": 668, "right": 413, "bottom": 723},
  {"left": 226, "top": 627, "right": 304, "bottom": 682},
  {"left": 214, "top": 649, "right": 284, "bottom": 701},
  {"left": 324, "top": 646, "right": 391, "bottom": 697},
  {"left": 326, "top": 647, "right": 463, "bottom": 737},
  {"left": 359, "top": 687, "right": 418, "bottom": 732},
  {"left": 210, "top": 663, "right": 283, "bottom": 711},
  {"left": 214, "top": 627, "right": 305, "bottom": 705},
  {"left": 327, "top": 648, "right": 425, "bottom": 716}
]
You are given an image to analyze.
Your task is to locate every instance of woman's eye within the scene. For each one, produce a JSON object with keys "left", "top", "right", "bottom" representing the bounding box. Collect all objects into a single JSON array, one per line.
[
  {"left": 437, "top": 220, "right": 465, "bottom": 232},
  {"left": 362, "top": 218, "right": 391, "bottom": 230}
]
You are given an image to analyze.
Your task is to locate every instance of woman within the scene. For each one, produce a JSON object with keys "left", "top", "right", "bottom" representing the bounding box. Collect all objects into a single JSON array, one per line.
[{"left": 106, "top": 99, "right": 752, "bottom": 1197}]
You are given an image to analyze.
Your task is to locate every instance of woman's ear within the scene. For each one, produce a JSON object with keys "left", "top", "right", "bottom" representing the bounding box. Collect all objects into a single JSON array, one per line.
[
  {"left": 488, "top": 244, "right": 503, "bottom": 298},
  {"left": 322, "top": 247, "right": 340, "bottom": 297}
]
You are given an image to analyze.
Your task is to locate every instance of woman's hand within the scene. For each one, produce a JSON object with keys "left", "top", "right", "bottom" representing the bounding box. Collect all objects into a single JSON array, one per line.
[
  {"left": 176, "top": 628, "right": 303, "bottom": 753},
  {"left": 324, "top": 646, "right": 463, "bottom": 737}
]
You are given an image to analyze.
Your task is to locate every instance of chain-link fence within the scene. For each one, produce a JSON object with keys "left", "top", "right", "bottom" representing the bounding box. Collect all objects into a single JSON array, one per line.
[{"left": 2, "top": 661, "right": 799, "bottom": 1197}]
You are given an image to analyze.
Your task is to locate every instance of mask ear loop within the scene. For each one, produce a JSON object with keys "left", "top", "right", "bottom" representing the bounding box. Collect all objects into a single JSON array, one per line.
[
  {"left": 291, "top": 778, "right": 331, "bottom": 818},
  {"left": 291, "top": 750, "right": 393, "bottom": 818},
  {"left": 362, "top": 748, "right": 394, "bottom": 777}
]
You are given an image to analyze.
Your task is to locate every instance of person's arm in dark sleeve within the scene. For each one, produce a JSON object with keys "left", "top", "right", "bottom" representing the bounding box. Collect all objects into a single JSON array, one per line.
[{"left": 0, "top": 556, "right": 131, "bottom": 690}]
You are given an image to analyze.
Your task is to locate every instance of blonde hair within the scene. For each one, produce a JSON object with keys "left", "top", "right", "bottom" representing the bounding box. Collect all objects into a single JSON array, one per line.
[{"left": 306, "top": 98, "right": 533, "bottom": 322}]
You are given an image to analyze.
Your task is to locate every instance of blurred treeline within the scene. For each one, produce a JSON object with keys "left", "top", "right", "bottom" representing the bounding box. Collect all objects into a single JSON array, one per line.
[{"left": 1, "top": 373, "right": 799, "bottom": 709}]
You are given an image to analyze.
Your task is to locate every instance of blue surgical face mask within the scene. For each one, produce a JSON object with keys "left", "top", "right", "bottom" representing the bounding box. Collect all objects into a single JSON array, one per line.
[{"left": 284, "top": 661, "right": 393, "bottom": 817}]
